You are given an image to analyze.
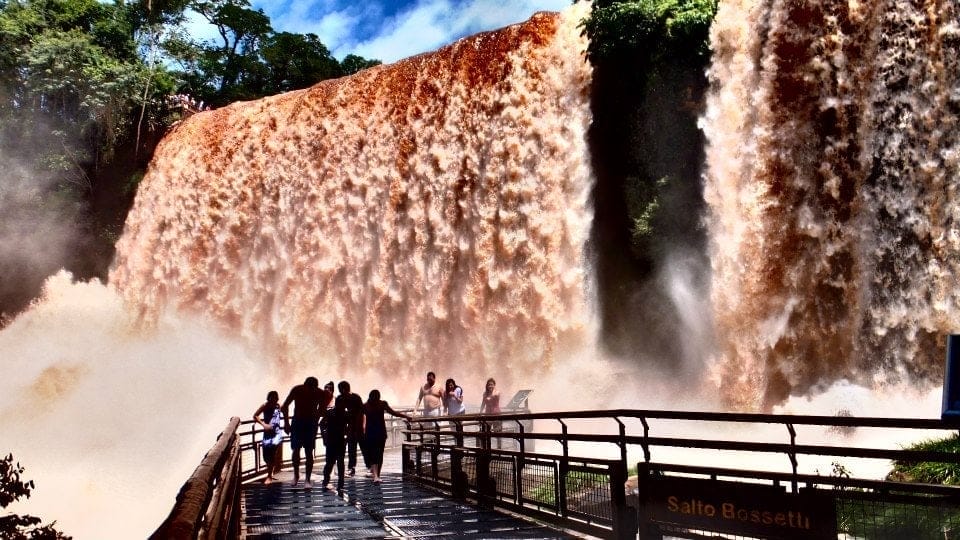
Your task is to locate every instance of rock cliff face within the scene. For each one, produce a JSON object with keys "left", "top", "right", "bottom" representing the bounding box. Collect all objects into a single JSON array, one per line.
[{"left": 111, "top": 6, "right": 595, "bottom": 384}]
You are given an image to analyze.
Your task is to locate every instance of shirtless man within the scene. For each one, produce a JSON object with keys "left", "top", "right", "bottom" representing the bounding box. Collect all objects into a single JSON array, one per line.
[
  {"left": 414, "top": 371, "right": 443, "bottom": 416},
  {"left": 281, "top": 377, "right": 332, "bottom": 488}
]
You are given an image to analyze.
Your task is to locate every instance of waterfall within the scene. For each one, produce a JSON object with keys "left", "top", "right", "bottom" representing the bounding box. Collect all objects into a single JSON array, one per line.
[
  {"left": 111, "top": 5, "right": 594, "bottom": 389},
  {"left": 703, "top": 0, "right": 960, "bottom": 410}
]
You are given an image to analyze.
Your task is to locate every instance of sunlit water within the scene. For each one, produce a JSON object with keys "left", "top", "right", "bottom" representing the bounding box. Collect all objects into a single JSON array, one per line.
[
  {"left": 703, "top": 0, "right": 960, "bottom": 410},
  {"left": 1, "top": 0, "right": 958, "bottom": 537}
]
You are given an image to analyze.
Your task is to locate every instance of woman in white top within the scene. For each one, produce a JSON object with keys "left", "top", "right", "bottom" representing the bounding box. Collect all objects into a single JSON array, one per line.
[{"left": 443, "top": 378, "right": 466, "bottom": 415}]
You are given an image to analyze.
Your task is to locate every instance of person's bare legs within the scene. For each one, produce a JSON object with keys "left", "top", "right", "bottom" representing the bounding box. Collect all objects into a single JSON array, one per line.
[
  {"left": 265, "top": 447, "right": 282, "bottom": 484},
  {"left": 304, "top": 451, "right": 315, "bottom": 489},
  {"left": 291, "top": 448, "right": 302, "bottom": 485},
  {"left": 371, "top": 463, "right": 381, "bottom": 483}
]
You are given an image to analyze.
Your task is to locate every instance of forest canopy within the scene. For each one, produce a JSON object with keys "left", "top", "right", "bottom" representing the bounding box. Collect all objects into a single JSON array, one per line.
[{"left": 0, "top": 0, "right": 381, "bottom": 319}]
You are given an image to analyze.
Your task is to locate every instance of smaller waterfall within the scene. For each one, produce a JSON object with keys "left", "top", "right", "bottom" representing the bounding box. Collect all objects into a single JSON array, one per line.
[{"left": 703, "top": 0, "right": 960, "bottom": 410}]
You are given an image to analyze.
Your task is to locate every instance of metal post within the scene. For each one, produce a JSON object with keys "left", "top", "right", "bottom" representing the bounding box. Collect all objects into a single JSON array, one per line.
[
  {"left": 451, "top": 448, "right": 466, "bottom": 500},
  {"left": 786, "top": 423, "right": 798, "bottom": 493},
  {"left": 636, "top": 462, "right": 661, "bottom": 540},
  {"left": 558, "top": 419, "right": 568, "bottom": 518},
  {"left": 616, "top": 417, "right": 627, "bottom": 466},
  {"left": 477, "top": 449, "right": 493, "bottom": 510},
  {"left": 455, "top": 420, "right": 464, "bottom": 448},
  {"left": 516, "top": 419, "right": 525, "bottom": 455},
  {"left": 641, "top": 417, "right": 651, "bottom": 462},
  {"left": 610, "top": 461, "right": 636, "bottom": 540}
]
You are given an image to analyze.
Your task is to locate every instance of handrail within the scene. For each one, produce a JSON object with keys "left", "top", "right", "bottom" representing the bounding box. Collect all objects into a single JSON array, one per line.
[
  {"left": 156, "top": 409, "right": 960, "bottom": 539},
  {"left": 401, "top": 409, "right": 960, "bottom": 467},
  {"left": 400, "top": 409, "right": 960, "bottom": 539},
  {"left": 150, "top": 417, "right": 241, "bottom": 540},
  {"left": 405, "top": 408, "right": 951, "bottom": 429}
]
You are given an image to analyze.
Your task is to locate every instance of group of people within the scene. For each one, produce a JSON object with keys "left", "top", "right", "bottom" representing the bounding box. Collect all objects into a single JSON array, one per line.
[
  {"left": 253, "top": 377, "right": 409, "bottom": 490},
  {"left": 413, "top": 371, "right": 502, "bottom": 417},
  {"left": 252, "top": 372, "right": 504, "bottom": 491}
]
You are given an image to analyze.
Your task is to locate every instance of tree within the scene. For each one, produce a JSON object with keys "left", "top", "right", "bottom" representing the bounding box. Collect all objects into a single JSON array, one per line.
[
  {"left": 0, "top": 454, "right": 71, "bottom": 539},
  {"left": 189, "top": 0, "right": 271, "bottom": 103},
  {"left": 261, "top": 32, "right": 340, "bottom": 91},
  {"left": 0, "top": 0, "right": 157, "bottom": 319},
  {"left": 579, "top": 0, "right": 716, "bottom": 63},
  {"left": 339, "top": 54, "right": 380, "bottom": 76}
]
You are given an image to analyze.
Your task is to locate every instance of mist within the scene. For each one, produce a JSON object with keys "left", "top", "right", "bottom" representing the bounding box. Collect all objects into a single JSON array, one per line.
[{"left": 0, "top": 149, "right": 83, "bottom": 322}]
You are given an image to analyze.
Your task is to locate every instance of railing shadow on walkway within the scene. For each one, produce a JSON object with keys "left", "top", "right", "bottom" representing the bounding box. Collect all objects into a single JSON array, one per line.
[{"left": 150, "top": 409, "right": 960, "bottom": 539}]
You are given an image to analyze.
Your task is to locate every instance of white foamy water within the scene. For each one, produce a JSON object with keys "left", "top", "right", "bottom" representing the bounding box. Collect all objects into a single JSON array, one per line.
[
  {"left": 0, "top": 272, "right": 268, "bottom": 538},
  {"left": 4, "top": 1, "right": 960, "bottom": 536},
  {"left": 703, "top": 0, "right": 960, "bottom": 410},
  {"left": 111, "top": 5, "right": 595, "bottom": 396},
  {"left": 0, "top": 6, "right": 604, "bottom": 538}
]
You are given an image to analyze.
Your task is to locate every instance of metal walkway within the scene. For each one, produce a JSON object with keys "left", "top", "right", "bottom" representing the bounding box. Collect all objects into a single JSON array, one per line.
[{"left": 241, "top": 465, "right": 576, "bottom": 539}]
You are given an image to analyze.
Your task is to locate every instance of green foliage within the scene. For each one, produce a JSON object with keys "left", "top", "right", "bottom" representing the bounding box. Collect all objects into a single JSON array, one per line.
[
  {"left": 578, "top": 0, "right": 716, "bottom": 63},
  {"left": 527, "top": 470, "right": 606, "bottom": 506},
  {"left": 626, "top": 175, "right": 667, "bottom": 246},
  {"left": 340, "top": 53, "right": 381, "bottom": 76},
  {"left": 889, "top": 433, "right": 960, "bottom": 485},
  {"left": 837, "top": 498, "right": 960, "bottom": 540},
  {"left": 0, "top": 454, "right": 71, "bottom": 539},
  {"left": 579, "top": 0, "right": 716, "bottom": 259},
  {"left": 830, "top": 437, "right": 960, "bottom": 538},
  {"left": 261, "top": 32, "right": 341, "bottom": 92}
]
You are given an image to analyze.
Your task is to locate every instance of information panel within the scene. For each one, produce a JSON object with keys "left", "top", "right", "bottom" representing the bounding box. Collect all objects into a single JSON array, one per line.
[{"left": 641, "top": 475, "right": 837, "bottom": 539}]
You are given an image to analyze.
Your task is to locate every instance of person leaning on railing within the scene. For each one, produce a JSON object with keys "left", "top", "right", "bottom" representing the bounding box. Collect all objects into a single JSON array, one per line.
[{"left": 363, "top": 389, "right": 410, "bottom": 484}]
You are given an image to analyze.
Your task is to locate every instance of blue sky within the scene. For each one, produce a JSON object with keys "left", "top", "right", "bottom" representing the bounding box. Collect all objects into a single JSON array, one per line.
[{"left": 191, "top": 0, "right": 573, "bottom": 64}]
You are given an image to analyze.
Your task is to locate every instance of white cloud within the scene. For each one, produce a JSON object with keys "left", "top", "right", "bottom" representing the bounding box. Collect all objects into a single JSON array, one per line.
[
  {"left": 347, "top": 0, "right": 573, "bottom": 62},
  {"left": 254, "top": 0, "right": 573, "bottom": 63}
]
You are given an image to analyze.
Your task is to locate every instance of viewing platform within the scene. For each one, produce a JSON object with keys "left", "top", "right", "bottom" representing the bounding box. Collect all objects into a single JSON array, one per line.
[
  {"left": 241, "top": 461, "right": 573, "bottom": 538},
  {"left": 153, "top": 406, "right": 960, "bottom": 540}
]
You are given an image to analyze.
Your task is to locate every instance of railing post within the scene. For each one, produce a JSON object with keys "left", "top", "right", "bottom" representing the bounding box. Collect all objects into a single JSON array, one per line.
[
  {"left": 477, "top": 449, "right": 494, "bottom": 510},
  {"left": 786, "top": 422, "right": 798, "bottom": 493},
  {"left": 516, "top": 419, "right": 525, "bottom": 455},
  {"left": 640, "top": 417, "right": 651, "bottom": 462},
  {"left": 616, "top": 417, "right": 627, "bottom": 466},
  {"left": 514, "top": 453, "right": 523, "bottom": 506},
  {"left": 610, "top": 461, "right": 636, "bottom": 540},
  {"left": 558, "top": 419, "right": 568, "bottom": 517},
  {"left": 451, "top": 447, "right": 467, "bottom": 500},
  {"left": 455, "top": 420, "right": 464, "bottom": 448},
  {"left": 479, "top": 421, "right": 490, "bottom": 450},
  {"left": 636, "top": 462, "right": 661, "bottom": 540}
]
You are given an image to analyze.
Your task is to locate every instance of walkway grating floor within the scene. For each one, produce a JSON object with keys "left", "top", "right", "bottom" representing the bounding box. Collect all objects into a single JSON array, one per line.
[{"left": 242, "top": 456, "right": 576, "bottom": 539}]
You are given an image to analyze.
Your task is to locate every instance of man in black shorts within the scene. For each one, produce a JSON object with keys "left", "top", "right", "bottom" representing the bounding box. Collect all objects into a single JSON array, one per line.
[{"left": 282, "top": 376, "right": 332, "bottom": 488}]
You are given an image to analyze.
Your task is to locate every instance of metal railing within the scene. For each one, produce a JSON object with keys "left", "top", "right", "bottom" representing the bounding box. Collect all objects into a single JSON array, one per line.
[
  {"left": 400, "top": 409, "right": 960, "bottom": 539},
  {"left": 153, "top": 409, "right": 960, "bottom": 539},
  {"left": 236, "top": 409, "right": 413, "bottom": 482}
]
